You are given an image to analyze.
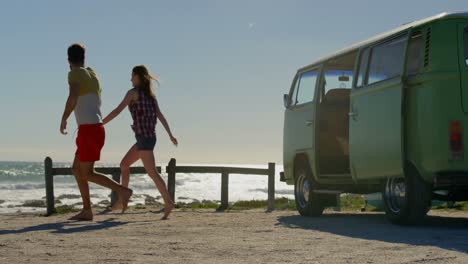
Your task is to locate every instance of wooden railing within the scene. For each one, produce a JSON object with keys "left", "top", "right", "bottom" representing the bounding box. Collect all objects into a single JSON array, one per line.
[{"left": 44, "top": 157, "right": 276, "bottom": 215}]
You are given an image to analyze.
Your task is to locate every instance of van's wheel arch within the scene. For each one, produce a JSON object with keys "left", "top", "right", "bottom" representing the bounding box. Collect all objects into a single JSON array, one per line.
[
  {"left": 382, "top": 161, "right": 432, "bottom": 225},
  {"left": 294, "top": 155, "right": 324, "bottom": 217}
]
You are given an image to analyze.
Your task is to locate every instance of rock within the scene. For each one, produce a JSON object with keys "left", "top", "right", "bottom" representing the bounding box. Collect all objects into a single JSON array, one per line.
[
  {"left": 175, "top": 180, "right": 185, "bottom": 186},
  {"left": 56, "top": 194, "right": 81, "bottom": 200},
  {"left": 0, "top": 200, "right": 5, "bottom": 204},
  {"left": 98, "top": 200, "right": 110, "bottom": 206},
  {"left": 22, "top": 200, "right": 46, "bottom": 208},
  {"left": 145, "top": 195, "right": 162, "bottom": 206}
]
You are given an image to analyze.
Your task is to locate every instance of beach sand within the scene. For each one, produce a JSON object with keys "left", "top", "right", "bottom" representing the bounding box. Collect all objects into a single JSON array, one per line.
[{"left": 0, "top": 209, "right": 467, "bottom": 264}]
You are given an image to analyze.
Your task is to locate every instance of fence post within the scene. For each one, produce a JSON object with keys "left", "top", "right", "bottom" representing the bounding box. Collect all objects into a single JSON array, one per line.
[
  {"left": 334, "top": 194, "right": 341, "bottom": 212},
  {"left": 267, "top": 162, "right": 275, "bottom": 212},
  {"left": 44, "top": 157, "right": 54, "bottom": 216},
  {"left": 110, "top": 171, "right": 121, "bottom": 207},
  {"left": 167, "top": 158, "right": 176, "bottom": 202},
  {"left": 218, "top": 170, "right": 229, "bottom": 211}
]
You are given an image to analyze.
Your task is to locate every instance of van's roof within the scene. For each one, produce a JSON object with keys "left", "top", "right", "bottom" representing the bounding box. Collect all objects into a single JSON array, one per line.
[{"left": 299, "top": 11, "right": 468, "bottom": 72}]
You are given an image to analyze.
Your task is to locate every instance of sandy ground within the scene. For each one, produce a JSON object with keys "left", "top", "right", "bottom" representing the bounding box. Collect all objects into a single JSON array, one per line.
[{"left": 0, "top": 208, "right": 467, "bottom": 264}]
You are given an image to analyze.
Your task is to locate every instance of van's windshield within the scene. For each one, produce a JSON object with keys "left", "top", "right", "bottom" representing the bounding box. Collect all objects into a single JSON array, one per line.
[
  {"left": 323, "top": 51, "right": 357, "bottom": 97},
  {"left": 324, "top": 70, "right": 353, "bottom": 94}
]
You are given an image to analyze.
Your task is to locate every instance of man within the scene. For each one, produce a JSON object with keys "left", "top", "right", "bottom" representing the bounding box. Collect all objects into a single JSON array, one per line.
[{"left": 60, "top": 43, "right": 132, "bottom": 221}]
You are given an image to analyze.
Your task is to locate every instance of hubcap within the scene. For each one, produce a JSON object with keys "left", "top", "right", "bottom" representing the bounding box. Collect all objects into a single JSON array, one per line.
[
  {"left": 296, "top": 172, "right": 310, "bottom": 209},
  {"left": 385, "top": 177, "right": 407, "bottom": 214}
]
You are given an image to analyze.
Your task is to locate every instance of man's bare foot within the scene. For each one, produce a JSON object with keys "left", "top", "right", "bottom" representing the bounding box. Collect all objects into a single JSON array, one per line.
[
  {"left": 120, "top": 188, "right": 133, "bottom": 213},
  {"left": 68, "top": 209, "right": 93, "bottom": 221},
  {"left": 161, "top": 203, "right": 175, "bottom": 220}
]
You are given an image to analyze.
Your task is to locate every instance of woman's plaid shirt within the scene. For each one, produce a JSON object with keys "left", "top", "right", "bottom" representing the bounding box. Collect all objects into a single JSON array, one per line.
[{"left": 129, "top": 88, "right": 159, "bottom": 138}]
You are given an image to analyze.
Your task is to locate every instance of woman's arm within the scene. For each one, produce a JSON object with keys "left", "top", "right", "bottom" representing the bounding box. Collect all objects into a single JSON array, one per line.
[
  {"left": 156, "top": 100, "right": 178, "bottom": 146},
  {"left": 103, "top": 90, "right": 137, "bottom": 125}
]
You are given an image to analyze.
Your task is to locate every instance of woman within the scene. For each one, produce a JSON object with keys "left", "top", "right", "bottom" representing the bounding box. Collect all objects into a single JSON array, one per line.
[{"left": 103, "top": 65, "right": 177, "bottom": 220}]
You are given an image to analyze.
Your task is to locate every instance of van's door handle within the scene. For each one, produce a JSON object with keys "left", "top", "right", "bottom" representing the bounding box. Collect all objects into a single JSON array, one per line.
[
  {"left": 348, "top": 111, "right": 358, "bottom": 121},
  {"left": 349, "top": 104, "right": 358, "bottom": 120},
  {"left": 305, "top": 120, "right": 314, "bottom": 126}
]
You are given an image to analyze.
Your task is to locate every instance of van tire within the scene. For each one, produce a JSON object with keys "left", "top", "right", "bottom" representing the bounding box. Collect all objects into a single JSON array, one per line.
[
  {"left": 294, "top": 159, "right": 324, "bottom": 217},
  {"left": 382, "top": 163, "right": 432, "bottom": 225}
]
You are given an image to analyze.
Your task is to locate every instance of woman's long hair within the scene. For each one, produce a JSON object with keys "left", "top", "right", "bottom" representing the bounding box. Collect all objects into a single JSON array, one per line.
[{"left": 132, "top": 65, "right": 160, "bottom": 100}]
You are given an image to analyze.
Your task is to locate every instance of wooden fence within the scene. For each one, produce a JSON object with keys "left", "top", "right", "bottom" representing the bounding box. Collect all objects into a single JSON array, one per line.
[{"left": 44, "top": 157, "right": 276, "bottom": 215}]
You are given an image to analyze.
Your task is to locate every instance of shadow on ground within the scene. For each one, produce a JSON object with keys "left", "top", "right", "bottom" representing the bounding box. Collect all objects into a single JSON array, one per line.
[
  {"left": 277, "top": 213, "right": 468, "bottom": 253},
  {"left": 0, "top": 218, "right": 127, "bottom": 235}
]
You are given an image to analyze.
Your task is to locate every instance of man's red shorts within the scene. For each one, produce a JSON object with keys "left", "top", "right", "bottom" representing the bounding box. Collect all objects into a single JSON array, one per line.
[{"left": 75, "top": 123, "right": 105, "bottom": 162}]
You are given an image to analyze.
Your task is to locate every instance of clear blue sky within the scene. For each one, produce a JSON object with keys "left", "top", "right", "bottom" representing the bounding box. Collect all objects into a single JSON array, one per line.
[{"left": 0, "top": 1, "right": 466, "bottom": 164}]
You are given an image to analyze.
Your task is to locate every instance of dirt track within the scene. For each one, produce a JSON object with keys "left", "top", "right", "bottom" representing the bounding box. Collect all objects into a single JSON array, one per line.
[{"left": 0, "top": 209, "right": 467, "bottom": 264}]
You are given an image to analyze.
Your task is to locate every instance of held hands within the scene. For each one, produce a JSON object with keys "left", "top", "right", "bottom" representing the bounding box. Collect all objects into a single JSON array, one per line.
[
  {"left": 60, "top": 119, "right": 68, "bottom": 135},
  {"left": 170, "top": 135, "right": 178, "bottom": 146}
]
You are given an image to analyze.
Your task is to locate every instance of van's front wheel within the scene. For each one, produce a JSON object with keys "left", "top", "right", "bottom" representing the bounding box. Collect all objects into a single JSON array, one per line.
[
  {"left": 294, "top": 163, "right": 324, "bottom": 217},
  {"left": 382, "top": 165, "right": 431, "bottom": 225}
]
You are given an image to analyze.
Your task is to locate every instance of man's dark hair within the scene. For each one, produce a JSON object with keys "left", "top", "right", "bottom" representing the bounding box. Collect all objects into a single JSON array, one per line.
[{"left": 67, "top": 43, "right": 85, "bottom": 64}]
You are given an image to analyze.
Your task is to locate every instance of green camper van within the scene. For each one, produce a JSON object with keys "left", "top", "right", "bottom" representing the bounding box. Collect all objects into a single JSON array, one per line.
[{"left": 281, "top": 12, "right": 468, "bottom": 225}]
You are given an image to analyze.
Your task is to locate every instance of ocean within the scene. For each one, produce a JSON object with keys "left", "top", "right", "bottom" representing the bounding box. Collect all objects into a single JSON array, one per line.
[{"left": 0, "top": 161, "right": 293, "bottom": 214}]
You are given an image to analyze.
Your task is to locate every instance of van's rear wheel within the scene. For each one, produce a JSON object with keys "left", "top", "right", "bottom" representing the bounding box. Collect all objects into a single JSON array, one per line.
[
  {"left": 294, "top": 161, "right": 324, "bottom": 217},
  {"left": 382, "top": 164, "right": 431, "bottom": 225}
]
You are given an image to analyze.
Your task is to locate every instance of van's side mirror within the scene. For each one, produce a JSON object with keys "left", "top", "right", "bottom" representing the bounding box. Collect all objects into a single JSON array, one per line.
[{"left": 283, "top": 94, "right": 290, "bottom": 108}]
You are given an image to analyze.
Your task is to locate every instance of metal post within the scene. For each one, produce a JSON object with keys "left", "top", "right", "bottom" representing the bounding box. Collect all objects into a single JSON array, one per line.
[
  {"left": 44, "top": 157, "right": 54, "bottom": 216},
  {"left": 218, "top": 171, "right": 229, "bottom": 211},
  {"left": 267, "top": 162, "right": 275, "bottom": 212},
  {"left": 167, "top": 158, "right": 176, "bottom": 202},
  {"left": 334, "top": 194, "right": 341, "bottom": 212},
  {"left": 110, "top": 171, "right": 121, "bottom": 207}
]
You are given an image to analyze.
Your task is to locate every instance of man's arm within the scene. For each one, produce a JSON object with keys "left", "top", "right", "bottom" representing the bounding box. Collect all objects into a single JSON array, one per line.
[{"left": 60, "top": 83, "right": 79, "bottom": 135}]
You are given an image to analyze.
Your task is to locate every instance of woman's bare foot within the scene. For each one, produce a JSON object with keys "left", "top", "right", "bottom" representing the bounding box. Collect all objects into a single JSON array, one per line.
[
  {"left": 161, "top": 202, "right": 175, "bottom": 220},
  {"left": 111, "top": 198, "right": 123, "bottom": 211},
  {"left": 120, "top": 188, "right": 133, "bottom": 213},
  {"left": 69, "top": 209, "right": 93, "bottom": 221},
  {"left": 111, "top": 188, "right": 132, "bottom": 212}
]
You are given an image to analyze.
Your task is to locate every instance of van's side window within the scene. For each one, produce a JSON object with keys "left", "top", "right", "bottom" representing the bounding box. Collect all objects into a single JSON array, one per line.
[
  {"left": 406, "top": 32, "right": 423, "bottom": 75},
  {"left": 292, "top": 70, "right": 318, "bottom": 105},
  {"left": 356, "top": 48, "right": 370, "bottom": 87},
  {"left": 367, "top": 36, "right": 406, "bottom": 84},
  {"left": 464, "top": 28, "right": 468, "bottom": 66}
]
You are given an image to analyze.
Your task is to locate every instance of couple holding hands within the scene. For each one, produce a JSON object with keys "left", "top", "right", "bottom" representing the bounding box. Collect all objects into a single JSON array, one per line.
[{"left": 60, "top": 44, "right": 177, "bottom": 221}]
